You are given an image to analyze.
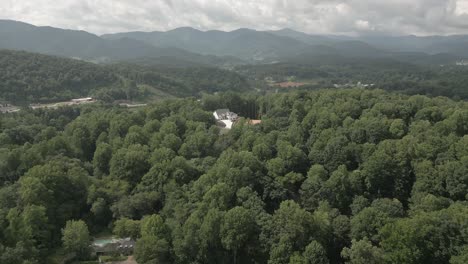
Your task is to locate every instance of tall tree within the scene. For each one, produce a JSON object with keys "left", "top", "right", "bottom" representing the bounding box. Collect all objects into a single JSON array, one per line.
[{"left": 61, "top": 220, "right": 91, "bottom": 260}]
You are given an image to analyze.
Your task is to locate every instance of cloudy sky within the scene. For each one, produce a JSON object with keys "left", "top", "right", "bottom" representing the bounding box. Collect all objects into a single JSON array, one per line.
[{"left": 1, "top": 0, "right": 468, "bottom": 35}]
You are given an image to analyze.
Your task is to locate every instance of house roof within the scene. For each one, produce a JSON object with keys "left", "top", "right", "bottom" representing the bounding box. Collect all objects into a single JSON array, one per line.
[
  {"left": 215, "top": 109, "right": 230, "bottom": 115},
  {"left": 93, "top": 238, "right": 135, "bottom": 253},
  {"left": 249, "top": 120, "right": 262, "bottom": 125},
  {"left": 94, "top": 243, "right": 118, "bottom": 253}
]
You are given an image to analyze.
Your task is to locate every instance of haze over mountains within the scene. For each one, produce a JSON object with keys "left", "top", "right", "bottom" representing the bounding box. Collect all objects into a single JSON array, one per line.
[{"left": 1, "top": 19, "right": 468, "bottom": 65}]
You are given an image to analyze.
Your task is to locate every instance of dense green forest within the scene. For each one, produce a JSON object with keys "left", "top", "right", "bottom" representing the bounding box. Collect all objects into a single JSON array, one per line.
[
  {"left": 0, "top": 50, "right": 250, "bottom": 104},
  {"left": 0, "top": 89, "right": 467, "bottom": 264},
  {"left": 108, "top": 64, "right": 250, "bottom": 98}
]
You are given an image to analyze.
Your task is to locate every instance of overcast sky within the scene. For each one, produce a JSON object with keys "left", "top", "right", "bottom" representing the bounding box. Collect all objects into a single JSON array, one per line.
[{"left": 1, "top": 0, "right": 468, "bottom": 35}]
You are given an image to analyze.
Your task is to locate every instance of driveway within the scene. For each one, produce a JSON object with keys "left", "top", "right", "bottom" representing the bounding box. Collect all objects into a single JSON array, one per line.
[{"left": 110, "top": 256, "right": 137, "bottom": 264}]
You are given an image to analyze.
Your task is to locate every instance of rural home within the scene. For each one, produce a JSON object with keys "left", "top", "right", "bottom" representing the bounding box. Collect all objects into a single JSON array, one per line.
[
  {"left": 92, "top": 237, "right": 136, "bottom": 257},
  {"left": 213, "top": 109, "right": 239, "bottom": 129}
]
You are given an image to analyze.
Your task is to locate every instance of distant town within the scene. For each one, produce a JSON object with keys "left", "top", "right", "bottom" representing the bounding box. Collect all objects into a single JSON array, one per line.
[{"left": 456, "top": 60, "right": 468, "bottom": 66}]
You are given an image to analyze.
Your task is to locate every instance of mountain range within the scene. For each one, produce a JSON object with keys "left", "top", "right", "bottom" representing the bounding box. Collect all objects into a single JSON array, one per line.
[{"left": 1, "top": 19, "right": 468, "bottom": 65}]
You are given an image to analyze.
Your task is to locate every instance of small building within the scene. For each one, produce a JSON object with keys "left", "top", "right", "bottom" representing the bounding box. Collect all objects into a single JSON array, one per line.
[
  {"left": 71, "top": 97, "right": 94, "bottom": 103},
  {"left": 92, "top": 237, "right": 136, "bottom": 257},
  {"left": 273, "top": 82, "right": 306, "bottom": 88},
  {"left": 119, "top": 103, "right": 148, "bottom": 108},
  {"left": 248, "top": 119, "right": 262, "bottom": 125}
]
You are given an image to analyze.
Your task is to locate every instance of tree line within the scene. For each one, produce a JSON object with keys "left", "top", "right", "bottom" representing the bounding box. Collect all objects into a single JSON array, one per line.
[{"left": 238, "top": 59, "right": 468, "bottom": 100}]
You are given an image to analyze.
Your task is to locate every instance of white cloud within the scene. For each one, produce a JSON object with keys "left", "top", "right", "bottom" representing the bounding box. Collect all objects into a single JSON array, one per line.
[
  {"left": 0, "top": 0, "right": 468, "bottom": 35},
  {"left": 336, "top": 3, "right": 351, "bottom": 15},
  {"left": 455, "top": 0, "right": 468, "bottom": 15},
  {"left": 355, "top": 20, "right": 372, "bottom": 31}
]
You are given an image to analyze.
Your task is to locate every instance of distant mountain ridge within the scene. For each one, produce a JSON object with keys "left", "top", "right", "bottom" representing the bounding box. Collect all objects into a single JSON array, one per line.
[
  {"left": 103, "top": 27, "right": 317, "bottom": 61},
  {"left": 2, "top": 20, "right": 468, "bottom": 64},
  {"left": 0, "top": 20, "right": 242, "bottom": 66},
  {"left": 0, "top": 19, "right": 154, "bottom": 59},
  {"left": 104, "top": 26, "right": 468, "bottom": 62},
  {"left": 358, "top": 35, "right": 468, "bottom": 56}
]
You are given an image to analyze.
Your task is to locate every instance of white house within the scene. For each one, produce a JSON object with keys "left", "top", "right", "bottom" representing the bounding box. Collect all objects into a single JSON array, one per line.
[{"left": 213, "top": 109, "right": 239, "bottom": 129}]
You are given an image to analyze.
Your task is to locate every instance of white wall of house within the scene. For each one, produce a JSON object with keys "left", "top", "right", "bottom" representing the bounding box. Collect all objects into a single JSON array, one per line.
[{"left": 213, "top": 111, "right": 220, "bottom": 120}]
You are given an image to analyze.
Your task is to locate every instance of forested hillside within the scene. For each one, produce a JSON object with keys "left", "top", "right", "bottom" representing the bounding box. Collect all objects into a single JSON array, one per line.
[
  {"left": 238, "top": 58, "right": 468, "bottom": 99},
  {"left": 0, "top": 89, "right": 467, "bottom": 263},
  {"left": 0, "top": 50, "right": 251, "bottom": 104},
  {"left": 0, "top": 50, "right": 117, "bottom": 103},
  {"left": 109, "top": 64, "right": 251, "bottom": 97}
]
